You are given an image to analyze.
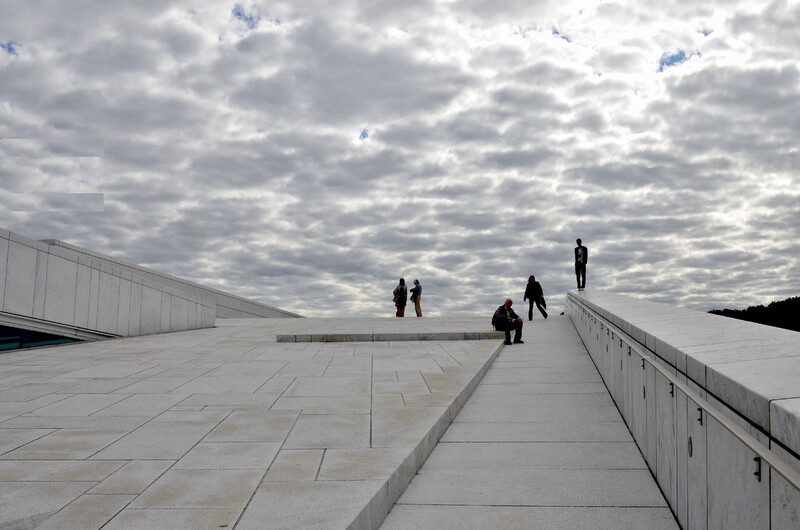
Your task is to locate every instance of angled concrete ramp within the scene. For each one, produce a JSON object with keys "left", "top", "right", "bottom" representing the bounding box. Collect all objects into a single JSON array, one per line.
[
  {"left": 0, "top": 317, "right": 502, "bottom": 529},
  {"left": 381, "top": 316, "right": 678, "bottom": 529},
  {"left": 0, "top": 315, "right": 678, "bottom": 529}
]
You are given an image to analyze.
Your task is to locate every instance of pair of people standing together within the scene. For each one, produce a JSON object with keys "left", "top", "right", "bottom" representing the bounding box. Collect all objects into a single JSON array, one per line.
[{"left": 393, "top": 278, "right": 422, "bottom": 317}]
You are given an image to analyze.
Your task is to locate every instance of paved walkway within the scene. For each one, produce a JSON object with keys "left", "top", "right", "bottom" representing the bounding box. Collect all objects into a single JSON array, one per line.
[
  {"left": 0, "top": 317, "right": 501, "bottom": 529},
  {"left": 1, "top": 315, "right": 679, "bottom": 529},
  {"left": 381, "top": 316, "right": 680, "bottom": 529}
]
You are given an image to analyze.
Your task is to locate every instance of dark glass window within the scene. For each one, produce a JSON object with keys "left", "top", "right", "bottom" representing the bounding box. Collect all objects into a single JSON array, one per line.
[{"left": 0, "top": 325, "right": 79, "bottom": 351}]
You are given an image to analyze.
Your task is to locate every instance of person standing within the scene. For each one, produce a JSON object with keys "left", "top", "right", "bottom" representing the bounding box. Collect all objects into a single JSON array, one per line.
[
  {"left": 410, "top": 279, "right": 423, "bottom": 317},
  {"left": 492, "top": 299, "right": 524, "bottom": 345},
  {"left": 523, "top": 275, "right": 548, "bottom": 321},
  {"left": 574, "top": 238, "right": 588, "bottom": 290},
  {"left": 393, "top": 278, "right": 408, "bottom": 317}
]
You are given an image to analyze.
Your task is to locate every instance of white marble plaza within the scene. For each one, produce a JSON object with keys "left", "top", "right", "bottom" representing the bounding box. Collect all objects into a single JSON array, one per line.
[
  {"left": 4, "top": 298, "right": 798, "bottom": 529},
  {"left": 0, "top": 316, "right": 507, "bottom": 529},
  {"left": 382, "top": 316, "right": 678, "bottom": 529},
  {"left": 0, "top": 229, "right": 215, "bottom": 340},
  {"left": 567, "top": 290, "right": 800, "bottom": 529}
]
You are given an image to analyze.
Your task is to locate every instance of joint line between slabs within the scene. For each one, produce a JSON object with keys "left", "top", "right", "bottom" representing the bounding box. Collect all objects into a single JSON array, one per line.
[{"left": 394, "top": 503, "right": 671, "bottom": 509}]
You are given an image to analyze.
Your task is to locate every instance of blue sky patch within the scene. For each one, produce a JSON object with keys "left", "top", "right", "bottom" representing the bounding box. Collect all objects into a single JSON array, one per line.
[
  {"left": 551, "top": 26, "right": 572, "bottom": 42},
  {"left": 1, "top": 41, "right": 21, "bottom": 56},
  {"left": 232, "top": 5, "right": 260, "bottom": 30},
  {"left": 658, "top": 49, "right": 699, "bottom": 72},
  {"left": 359, "top": 129, "right": 369, "bottom": 141}
]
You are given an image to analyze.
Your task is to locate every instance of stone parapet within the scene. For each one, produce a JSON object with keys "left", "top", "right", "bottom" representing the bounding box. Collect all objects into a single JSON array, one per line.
[
  {"left": 41, "top": 238, "right": 301, "bottom": 319},
  {"left": 277, "top": 331, "right": 505, "bottom": 343},
  {"left": 1, "top": 229, "right": 215, "bottom": 339},
  {"left": 567, "top": 289, "right": 800, "bottom": 529}
]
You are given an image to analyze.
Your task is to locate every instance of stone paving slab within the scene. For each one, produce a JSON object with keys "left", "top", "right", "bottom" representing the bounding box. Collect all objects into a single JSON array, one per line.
[
  {"left": 396, "top": 467, "right": 669, "bottom": 506},
  {"left": 415, "top": 441, "right": 647, "bottom": 470},
  {"left": 0, "top": 316, "right": 501, "bottom": 529},
  {"left": 382, "top": 317, "right": 679, "bottom": 529},
  {"left": 277, "top": 331, "right": 506, "bottom": 343},
  {"left": 381, "top": 505, "right": 678, "bottom": 530}
]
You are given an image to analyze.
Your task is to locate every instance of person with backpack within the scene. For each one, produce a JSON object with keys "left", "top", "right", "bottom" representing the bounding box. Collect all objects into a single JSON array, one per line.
[{"left": 393, "top": 278, "right": 408, "bottom": 317}]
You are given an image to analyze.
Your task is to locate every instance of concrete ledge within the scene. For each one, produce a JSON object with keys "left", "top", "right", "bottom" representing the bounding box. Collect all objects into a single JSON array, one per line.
[
  {"left": 346, "top": 340, "right": 504, "bottom": 529},
  {"left": 0, "top": 316, "right": 507, "bottom": 530},
  {"left": 1, "top": 228, "right": 217, "bottom": 339},
  {"left": 567, "top": 290, "right": 800, "bottom": 529},
  {"left": 276, "top": 331, "right": 505, "bottom": 343},
  {"left": 568, "top": 290, "right": 800, "bottom": 446},
  {"left": 41, "top": 238, "right": 302, "bottom": 319}
]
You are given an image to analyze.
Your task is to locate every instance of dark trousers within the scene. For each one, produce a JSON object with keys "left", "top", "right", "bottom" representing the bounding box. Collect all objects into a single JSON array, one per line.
[
  {"left": 575, "top": 262, "right": 586, "bottom": 288},
  {"left": 528, "top": 297, "right": 547, "bottom": 320},
  {"left": 496, "top": 319, "right": 523, "bottom": 342}
]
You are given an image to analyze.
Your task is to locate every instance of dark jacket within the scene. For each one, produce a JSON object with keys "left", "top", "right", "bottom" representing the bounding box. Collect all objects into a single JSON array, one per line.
[
  {"left": 492, "top": 304, "right": 520, "bottom": 328},
  {"left": 394, "top": 284, "right": 408, "bottom": 307},
  {"left": 575, "top": 245, "right": 588, "bottom": 264},
  {"left": 524, "top": 281, "right": 544, "bottom": 301},
  {"left": 410, "top": 284, "right": 422, "bottom": 301}
]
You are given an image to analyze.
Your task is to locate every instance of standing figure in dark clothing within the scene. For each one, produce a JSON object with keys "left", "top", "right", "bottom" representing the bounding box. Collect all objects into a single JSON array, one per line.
[
  {"left": 492, "top": 299, "right": 524, "bottom": 345},
  {"left": 523, "top": 275, "right": 548, "bottom": 321},
  {"left": 393, "top": 278, "right": 408, "bottom": 317},
  {"left": 574, "top": 238, "right": 588, "bottom": 290},
  {"left": 410, "top": 279, "right": 422, "bottom": 317}
]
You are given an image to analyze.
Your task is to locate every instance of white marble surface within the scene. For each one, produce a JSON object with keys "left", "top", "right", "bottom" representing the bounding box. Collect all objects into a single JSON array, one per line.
[
  {"left": 43, "top": 237, "right": 299, "bottom": 319},
  {"left": 0, "top": 236, "right": 8, "bottom": 311},
  {"left": 43, "top": 255, "right": 78, "bottom": 325},
  {"left": 706, "top": 416, "right": 770, "bottom": 530},
  {"left": 3, "top": 240, "right": 37, "bottom": 316},
  {"left": 568, "top": 289, "right": 800, "bottom": 530},
  {"left": 383, "top": 317, "right": 677, "bottom": 530},
  {"left": 0, "top": 230, "right": 215, "bottom": 338},
  {"left": 569, "top": 290, "right": 800, "bottom": 442},
  {"left": 707, "top": 356, "right": 800, "bottom": 432},
  {"left": 0, "top": 316, "right": 502, "bottom": 529},
  {"left": 771, "top": 398, "right": 800, "bottom": 458},
  {"left": 655, "top": 370, "right": 678, "bottom": 510}
]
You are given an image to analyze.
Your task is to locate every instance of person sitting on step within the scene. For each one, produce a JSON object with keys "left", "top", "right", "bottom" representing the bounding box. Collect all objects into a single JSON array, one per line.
[{"left": 492, "top": 298, "right": 524, "bottom": 345}]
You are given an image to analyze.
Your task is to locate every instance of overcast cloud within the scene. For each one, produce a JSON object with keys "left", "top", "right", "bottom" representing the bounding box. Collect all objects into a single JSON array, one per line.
[{"left": 1, "top": 0, "right": 798, "bottom": 317}]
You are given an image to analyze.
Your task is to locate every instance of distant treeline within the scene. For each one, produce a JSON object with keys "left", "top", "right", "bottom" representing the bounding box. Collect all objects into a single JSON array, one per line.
[{"left": 709, "top": 296, "right": 800, "bottom": 332}]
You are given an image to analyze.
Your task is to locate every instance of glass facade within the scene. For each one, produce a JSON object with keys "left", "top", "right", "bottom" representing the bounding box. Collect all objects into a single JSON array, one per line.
[{"left": 0, "top": 325, "right": 79, "bottom": 351}]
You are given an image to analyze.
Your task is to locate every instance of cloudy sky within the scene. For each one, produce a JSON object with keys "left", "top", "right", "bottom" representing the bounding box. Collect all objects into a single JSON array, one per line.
[{"left": 1, "top": 0, "right": 798, "bottom": 318}]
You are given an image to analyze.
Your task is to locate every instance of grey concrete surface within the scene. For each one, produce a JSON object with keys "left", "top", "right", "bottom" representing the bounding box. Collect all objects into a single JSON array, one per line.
[
  {"left": 568, "top": 290, "right": 800, "bottom": 530},
  {"left": 0, "top": 316, "right": 501, "bottom": 529},
  {"left": 381, "top": 317, "right": 679, "bottom": 529},
  {"left": 41, "top": 237, "right": 300, "bottom": 319},
  {"left": 569, "top": 289, "right": 800, "bottom": 439},
  {"left": 0, "top": 229, "right": 215, "bottom": 340}
]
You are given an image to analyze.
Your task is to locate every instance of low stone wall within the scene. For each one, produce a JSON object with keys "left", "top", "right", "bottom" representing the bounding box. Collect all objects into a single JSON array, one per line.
[
  {"left": 42, "top": 239, "right": 301, "bottom": 319},
  {"left": 276, "top": 331, "right": 505, "bottom": 343},
  {"left": 567, "top": 290, "right": 800, "bottom": 530},
  {"left": 1, "top": 229, "right": 215, "bottom": 339}
]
